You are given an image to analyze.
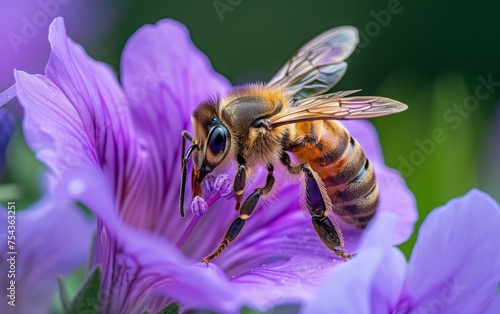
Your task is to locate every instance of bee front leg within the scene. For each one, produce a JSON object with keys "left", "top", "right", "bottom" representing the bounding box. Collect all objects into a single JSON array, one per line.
[
  {"left": 180, "top": 130, "right": 193, "bottom": 169},
  {"left": 202, "top": 165, "right": 275, "bottom": 265},
  {"left": 280, "top": 153, "right": 354, "bottom": 260},
  {"left": 180, "top": 131, "right": 196, "bottom": 217}
]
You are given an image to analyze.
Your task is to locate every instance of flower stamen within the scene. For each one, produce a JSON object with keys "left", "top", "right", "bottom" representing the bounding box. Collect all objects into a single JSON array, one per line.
[
  {"left": 204, "top": 174, "right": 217, "bottom": 194},
  {"left": 175, "top": 174, "right": 233, "bottom": 249},
  {"left": 214, "top": 174, "right": 233, "bottom": 199},
  {"left": 191, "top": 196, "right": 208, "bottom": 216}
]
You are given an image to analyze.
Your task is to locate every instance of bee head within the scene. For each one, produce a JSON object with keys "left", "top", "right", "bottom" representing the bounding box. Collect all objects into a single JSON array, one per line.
[
  {"left": 193, "top": 117, "right": 230, "bottom": 181},
  {"left": 190, "top": 101, "right": 231, "bottom": 188}
]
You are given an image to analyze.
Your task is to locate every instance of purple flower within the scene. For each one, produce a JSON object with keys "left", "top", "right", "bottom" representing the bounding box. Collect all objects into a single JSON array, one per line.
[
  {"left": 0, "top": 198, "right": 94, "bottom": 314},
  {"left": 301, "top": 189, "right": 500, "bottom": 314},
  {"left": 14, "top": 17, "right": 417, "bottom": 312}
]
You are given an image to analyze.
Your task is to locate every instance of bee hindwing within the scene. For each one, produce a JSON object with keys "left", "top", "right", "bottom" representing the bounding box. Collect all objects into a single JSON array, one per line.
[{"left": 267, "top": 26, "right": 359, "bottom": 99}]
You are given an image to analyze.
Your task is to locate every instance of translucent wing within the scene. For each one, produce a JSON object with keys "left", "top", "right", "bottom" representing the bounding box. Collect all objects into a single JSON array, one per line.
[
  {"left": 267, "top": 26, "right": 359, "bottom": 99},
  {"left": 268, "top": 91, "right": 408, "bottom": 127}
]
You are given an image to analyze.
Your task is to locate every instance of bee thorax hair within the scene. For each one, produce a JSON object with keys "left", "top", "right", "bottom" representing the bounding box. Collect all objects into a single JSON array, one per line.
[{"left": 215, "top": 83, "right": 292, "bottom": 166}]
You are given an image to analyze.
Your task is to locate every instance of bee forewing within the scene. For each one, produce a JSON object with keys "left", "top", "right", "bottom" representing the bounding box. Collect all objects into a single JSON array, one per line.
[
  {"left": 338, "top": 96, "right": 408, "bottom": 119},
  {"left": 268, "top": 93, "right": 408, "bottom": 127},
  {"left": 268, "top": 27, "right": 359, "bottom": 99}
]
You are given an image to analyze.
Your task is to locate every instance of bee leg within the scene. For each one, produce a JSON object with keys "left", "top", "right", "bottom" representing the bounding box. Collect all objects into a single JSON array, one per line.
[
  {"left": 180, "top": 131, "right": 196, "bottom": 217},
  {"left": 280, "top": 153, "right": 353, "bottom": 260},
  {"left": 233, "top": 155, "right": 247, "bottom": 211},
  {"left": 181, "top": 130, "right": 193, "bottom": 169},
  {"left": 202, "top": 165, "right": 275, "bottom": 265}
]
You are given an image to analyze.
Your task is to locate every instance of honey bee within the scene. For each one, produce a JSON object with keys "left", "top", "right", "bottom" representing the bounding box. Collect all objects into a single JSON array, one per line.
[{"left": 180, "top": 26, "right": 407, "bottom": 265}]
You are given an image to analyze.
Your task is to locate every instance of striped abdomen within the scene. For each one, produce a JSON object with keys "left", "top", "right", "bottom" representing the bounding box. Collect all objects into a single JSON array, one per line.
[{"left": 286, "top": 120, "right": 378, "bottom": 228}]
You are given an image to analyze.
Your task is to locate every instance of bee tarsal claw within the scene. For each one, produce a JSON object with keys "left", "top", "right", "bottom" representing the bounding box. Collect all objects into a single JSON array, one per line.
[
  {"left": 334, "top": 248, "right": 355, "bottom": 260},
  {"left": 201, "top": 257, "right": 211, "bottom": 267},
  {"left": 346, "top": 252, "right": 357, "bottom": 259},
  {"left": 201, "top": 250, "right": 220, "bottom": 267}
]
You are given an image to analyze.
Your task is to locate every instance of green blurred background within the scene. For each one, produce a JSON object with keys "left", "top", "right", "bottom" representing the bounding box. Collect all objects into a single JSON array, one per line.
[{"left": 2, "top": 0, "right": 500, "bottom": 259}]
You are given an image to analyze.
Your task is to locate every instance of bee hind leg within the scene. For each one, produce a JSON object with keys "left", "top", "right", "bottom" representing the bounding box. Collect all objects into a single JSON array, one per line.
[
  {"left": 202, "top": 165, "right": 275, "bottom": 265},
  {"left": 312, "top": 215, "right": 354, "bottom": 260},
  {"left": 280, "top": 153, "right": 354, "bottom": 260}
]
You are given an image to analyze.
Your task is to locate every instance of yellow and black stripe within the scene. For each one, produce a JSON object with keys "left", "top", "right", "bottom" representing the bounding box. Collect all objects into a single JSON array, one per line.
[{"left": 286, "top": 120, "right": 377, "bottom": 228}]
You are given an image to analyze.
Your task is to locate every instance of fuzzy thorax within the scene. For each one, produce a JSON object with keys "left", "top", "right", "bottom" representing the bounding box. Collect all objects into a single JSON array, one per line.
[{"left": 217, "top": 83, "right": 292, "bottom": 167}]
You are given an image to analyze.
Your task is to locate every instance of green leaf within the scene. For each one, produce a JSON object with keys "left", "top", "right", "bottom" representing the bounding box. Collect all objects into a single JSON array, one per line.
[
  {"left": 240, "top": 306, "right": 260, "bottom": 314},
  {"left": 241, "top": 304, "right": 301, "bottom": 314},
  {"left": 57, "top": 276, "right": 71, "bottom": 314},
  {"left": 70, "top": 265, "right": 101, "bottom": 314},
  {"left": 158, "top": 303, "right": 179, "bottom": 314},
  {"left": 158, "top": 303, "right": 180, "bottom": 314},
  {"left": 183, "top": 309, "right": 216, "bottom": 314}
]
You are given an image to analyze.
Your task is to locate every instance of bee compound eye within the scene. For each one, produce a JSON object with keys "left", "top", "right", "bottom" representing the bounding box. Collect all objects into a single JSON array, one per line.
[{"left": 208, "top": 126, "right": 226, "bottom": 155}]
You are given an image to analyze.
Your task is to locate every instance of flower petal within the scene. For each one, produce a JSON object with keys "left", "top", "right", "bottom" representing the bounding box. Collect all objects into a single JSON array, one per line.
[
  {"left": 56, "top": 167, "right": 245, "bottom": 313},
  {"left": 119, "top": 19, "right": 230, "bottom": 237},
  {"left": 121, "top": 18, "right": 229, "bottom": 173},
  {"left": 231, "top": 254, "right": 337, "bottom": 311},
  {"left": 216, "top": 191, "right": 337, "bottom": 310},
  {"left": 15, "top": 17, "right": 132, "bottom": 187},
  {"left": 484, "top": 293, "right": 500, "bottom": 314},
  {"left": 300, "top": 212, "right": 407, "bottom": 314},
  {"left": 0, "top": 198, "right": 94, "bottom": 314},
  {"left": 15, "top": 71, "right": 99, "bottom": 175},
  {"left": 121, "top": 18, "right": 230, "bottom": 128},
  {"left": 403, "top": 189, "right": 500, "bottom": 313},
  {"left": 0, "top": 84, "right": 16, "bottom": 107},
  {"left": 375, "top": 165, "right": 417, "bottom": 244}
]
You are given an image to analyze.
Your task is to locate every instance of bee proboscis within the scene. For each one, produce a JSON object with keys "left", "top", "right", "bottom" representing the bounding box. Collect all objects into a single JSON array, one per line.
[{"left": 179, "top": 26, "right": 407, "bottom": 265}]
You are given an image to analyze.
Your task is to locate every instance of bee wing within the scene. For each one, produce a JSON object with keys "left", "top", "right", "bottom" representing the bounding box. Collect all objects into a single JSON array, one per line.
[
  {"left": 268, "top": 92, "right": 408, "bottom": 127},
  {"left": 267, "top": 26, "right": 359, "bottom": 99}
]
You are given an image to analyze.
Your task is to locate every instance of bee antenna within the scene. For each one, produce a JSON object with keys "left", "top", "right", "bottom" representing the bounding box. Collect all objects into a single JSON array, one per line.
[{"left": 180, "top": 144, "right": 198, "bottom": 217}]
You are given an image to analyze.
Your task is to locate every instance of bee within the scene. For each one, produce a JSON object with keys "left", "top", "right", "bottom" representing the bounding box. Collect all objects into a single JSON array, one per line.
[{"left": 180, "top": 26, "right": 407, "bottom": 265}]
